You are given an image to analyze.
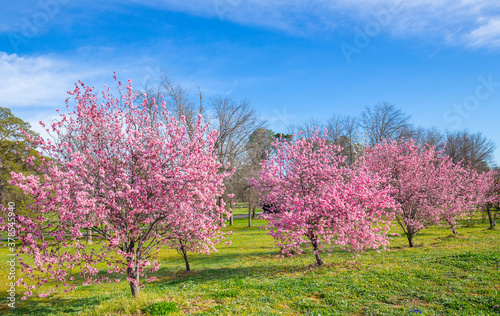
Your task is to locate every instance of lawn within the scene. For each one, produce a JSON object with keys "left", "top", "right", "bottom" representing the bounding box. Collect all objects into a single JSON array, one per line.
[
  {"left": 1, "top": 217, "right": 499, "bottom": 315},
  {"left": 230, "top": 203, "right": 261, "bottom": 217}
]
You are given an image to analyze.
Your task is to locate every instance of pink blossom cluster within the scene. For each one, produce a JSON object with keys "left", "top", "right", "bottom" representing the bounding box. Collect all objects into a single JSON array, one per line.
[
  {"left": 363, "top": 139, "right": 497, "bottom": 246},
  {"left": 250, "top": 131, "right": 396, "bottom": 265},
  {"left": 250, "top": 133, "right": 497, "bottom": 261},
  {"left": 1, "top": 78, "right": 231, "bottom": 297}
]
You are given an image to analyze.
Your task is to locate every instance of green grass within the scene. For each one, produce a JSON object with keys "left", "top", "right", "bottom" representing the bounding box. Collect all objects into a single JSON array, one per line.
[
  {"left": 230, "top": 204, "right": 261, "bottom": 217},
  {"left": 1, "top": 217, "right": 499, "bottom": 315},
  {"left": 143, "top": 301, "right": 180, "bottom": 315}
]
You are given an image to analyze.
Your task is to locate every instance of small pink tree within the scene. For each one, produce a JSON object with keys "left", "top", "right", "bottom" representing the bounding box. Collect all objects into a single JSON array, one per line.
[
  {"left": 1, "top": 78, "right": 231, "bottom": 298},
  {"left": 250, "top": 132, "right": 395, "bottom": 266},
  {"left": 481, "top": 171, "right": 499, "bottom": 229},
  {"left": 439, "top": 167, "right": 496, "bottom": 234},
  {"left": 364, "top": 139, "right": 485, "bottom": 246},
  {"left": 166, "top": 200, "right": 233, "bottom": 272}
]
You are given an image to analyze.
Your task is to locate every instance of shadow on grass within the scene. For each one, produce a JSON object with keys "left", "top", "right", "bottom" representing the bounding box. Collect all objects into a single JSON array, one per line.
[
  {"left": 1, "top": 295, "right": 112, "bottom": 316},
  {"left": 153, "top": 253, "right": 368, "bottom": 291},
  {"left": 154, "top": 263, "right": 308, "bottom": 289},
  {"left": 154, "top": 250, "right": 324, "bottom": 283}
]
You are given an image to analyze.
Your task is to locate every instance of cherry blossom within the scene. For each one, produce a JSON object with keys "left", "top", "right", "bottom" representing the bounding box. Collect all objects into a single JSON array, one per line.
[
  {"left": 2, "top": 78, "right": 231, "bottom": 297},
  {"left": 250, "top": 131, "right": 395, "bottom": 265}
]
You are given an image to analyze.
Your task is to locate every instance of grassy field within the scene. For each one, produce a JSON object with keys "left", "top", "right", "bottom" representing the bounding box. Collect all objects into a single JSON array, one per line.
[
  {"left": 1, "top": 217, "right": 499, "bottom": 315},
  {"left": 230, "top": 203, "right": 260, "bottom": 217}
]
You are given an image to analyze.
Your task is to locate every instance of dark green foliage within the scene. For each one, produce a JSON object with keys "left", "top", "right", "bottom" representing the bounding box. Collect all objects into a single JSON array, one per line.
[{"left": 0, "top": 107, "right": 41, "bottom": 218}]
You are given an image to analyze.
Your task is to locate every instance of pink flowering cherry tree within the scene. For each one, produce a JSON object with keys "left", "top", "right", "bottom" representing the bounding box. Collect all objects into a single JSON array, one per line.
[
  {"left": 250, "top": 131, "right": 395, "bottom": 266},
  {"left": 439, "top": 167, "right": 497, "bottom": 234},
  {"left": 363, "top": 139, "right": 486, "bottom": 246},
  {"left": 166, "top": 196, "right": 234, "bottom": 272},
  {"left": 481, "top": 171, "right": 500, "bottom": 229},
  {"left": 2, "top": 78, "right": 232, "bottom": 298}
]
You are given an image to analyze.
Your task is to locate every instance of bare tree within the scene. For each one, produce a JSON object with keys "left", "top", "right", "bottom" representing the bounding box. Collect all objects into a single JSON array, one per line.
[
  {"left": 295, "top": 118, "right": 324, "bottom": 139},
  {"left": 360, "top": 102, "right": 412, "bottom": 145},
  {"left": 325, "top": 115, "right": 346, "bottom": 143},
  {"left": 208, "top": 96, "right": 266, "bottom": 224},
  {"left": 138, "top": 73, "right": 204, "bottom": 131},
  {"left": 242, "top": 128, "right": 275, "bottom": 225},
  {"left": 209, "top": 96, "right": 266, "bottom": 167},
  {"left": 410, "top": 126, "right": 444, "bottom": 147},
  {"left": 325, "top": 115, "right": 360, "bottom": 164},
  {"left": 444, "top": 130, "right": 496, "bottom": 172}
]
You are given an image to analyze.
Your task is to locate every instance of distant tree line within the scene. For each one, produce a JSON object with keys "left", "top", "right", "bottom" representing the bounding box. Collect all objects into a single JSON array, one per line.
[{"left": 292, "top": 102, "right": 496, "bottom": 172}]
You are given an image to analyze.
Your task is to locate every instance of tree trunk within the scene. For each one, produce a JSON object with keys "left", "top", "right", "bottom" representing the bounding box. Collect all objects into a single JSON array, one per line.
[
  {"left": 230, "top": 213, "right": 233, "bottom": 225},
  {"left": 252, "top": 206, "right": 256, "bottom": 219},
  {"left": 407, "top": 232, "right": 414, "bottom": 248},
  {"left": 86, "top": 228, "right": 92, "bottom": 244},
  {"left": 487, "top": 208, "right": 497, "bottom": 230},
  {"left": 314, "top": 251, "right": 323, "bottom": 266},
  {"left": 248, "top": 202, "right": 252, "bottom": 227},
  {"left": 130, "top": 279, "right": 139, "bottom": 297},
  {"left": 180, "top": 243, "right": 190, "bottom": 272},
  {"left": 310, "top": 236, "right": 323, "bottom": 266},
  {"left": 127, "top": 261, "right": 140, "bottom": 297},
  {"left": 450, "top": 226, "right": 458, "bottom": 235},
  {"left": 446, "top": 220, "right": 458, "bottom": 235},
  {"left": 217, "top": 196, "right": 223, "bottom": 221}
]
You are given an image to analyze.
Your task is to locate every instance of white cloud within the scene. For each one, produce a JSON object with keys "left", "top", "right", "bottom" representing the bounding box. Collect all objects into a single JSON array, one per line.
[
  {"left": 466, "top": 18, "right": 500, "bottom": 48},
  {"left": 127, "top": 0, "right": 338, "bottom": 34},
  {"left": 0, "top": 52, "right": 108, "bottom": 108},
  {"left": 1, "top": 0, "right": 499, "bottom": 48},
  {"left": 2, "top": 0, "right": 498, "bottom": 48},
  {"left": 0, "top": 50, "right": 246, "bottom": 118},
  {"left": 130, "top": 0, "right": 500, "bottom": 48}
]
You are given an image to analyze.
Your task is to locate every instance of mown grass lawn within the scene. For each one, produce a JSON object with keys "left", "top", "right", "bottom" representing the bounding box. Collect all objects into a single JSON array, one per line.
[
  {"left": 1, "top": 217, "right": 499, "bottom": 315},
  {"left": 230, "top": 203, "right": 260, "bottom": 217}
]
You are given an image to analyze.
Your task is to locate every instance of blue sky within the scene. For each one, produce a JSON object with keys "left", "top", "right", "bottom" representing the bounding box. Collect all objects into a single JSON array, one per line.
[{"left": 1, "top": 0, "right": 500, "bottom": 165}]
